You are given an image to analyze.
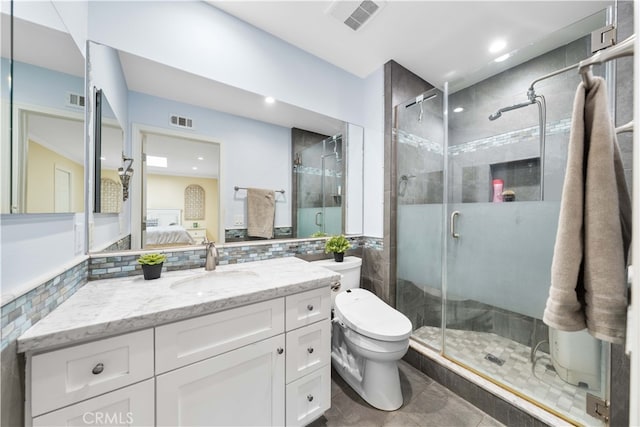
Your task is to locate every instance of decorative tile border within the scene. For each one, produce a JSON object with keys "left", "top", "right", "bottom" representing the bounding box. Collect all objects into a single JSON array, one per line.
[
  {"left": 450, "top": 118, "right": 571, "bottom": 156},
  {"left": 88, "top": 236, "right": 367, "bottom": 280},
  {"left": 1, "top": 260, "right": 88, "bottom": 352},
  {"left": 102, "top": 235, "right": 131, "bottom": 252},
  {"left": 225, "top": 227, "right": 293, "bottom": 242},
  {"left": 363, "top": 236, "right": 383, "bottom": 251}
]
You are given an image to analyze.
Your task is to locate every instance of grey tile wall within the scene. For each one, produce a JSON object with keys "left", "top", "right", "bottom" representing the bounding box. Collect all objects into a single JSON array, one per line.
[
  {"left": 384, "top": 60, "right": 435, "bottom": 307},
  {"left": 610, "top": 3, "right": 633, "bottom": 426}
]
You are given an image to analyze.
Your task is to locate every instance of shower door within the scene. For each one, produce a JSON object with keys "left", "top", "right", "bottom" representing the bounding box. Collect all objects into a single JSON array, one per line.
[
  {"left": 442, "top": 27, "right": 610, "bottom": 426},
  {"left": 295, "top": 136, "right": 343, "bottom": 237},
  {"left": 395, "top": 88, "right": 445, "bottom": 350},
  {"left": 396, "top": 11, "right": 615, "bottom": 425}
]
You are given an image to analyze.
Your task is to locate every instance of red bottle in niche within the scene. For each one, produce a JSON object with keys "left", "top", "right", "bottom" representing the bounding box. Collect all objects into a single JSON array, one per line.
[{"left": 492, "top": 179, "right": 504, "bottom": 202}]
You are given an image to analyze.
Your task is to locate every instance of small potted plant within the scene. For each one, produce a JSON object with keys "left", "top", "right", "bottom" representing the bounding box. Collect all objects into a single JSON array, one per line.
[
  {"left": 325, "top": 235, "right": 350, "bottom": 263},
  {"left": 137, "top": 253, "right": 167, "bottom": 280}
]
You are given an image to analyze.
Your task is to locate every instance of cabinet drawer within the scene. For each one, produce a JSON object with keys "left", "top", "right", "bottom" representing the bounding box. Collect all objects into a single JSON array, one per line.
[
  {"left": 33, "top": 379, "right": 154, "bottom": 427},
  {"left": 31, "top": 329, "right": 154, "bottom": 417},
  {"left": 286, "top": 320, "right": 331, "bottom": 383},
  {"left": 285, "top": 364, "right": 331, "bottom": 427},
  {"left": 155, "top": 298, "right": 284, "bottom": 373},
  {"left": 285, "top": 288, "right": 330, "bottom": 331}
]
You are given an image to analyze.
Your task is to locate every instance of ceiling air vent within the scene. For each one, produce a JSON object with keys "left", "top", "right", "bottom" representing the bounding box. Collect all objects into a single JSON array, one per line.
[
  {"left": 66, "top": 92, "right": 85, "bottom": 108},
  {"left": 326, "top": 0, "right": 385, "bottom": 32},
  {"left": 169, "top": 114, "right": 194, "bottom": 129}
]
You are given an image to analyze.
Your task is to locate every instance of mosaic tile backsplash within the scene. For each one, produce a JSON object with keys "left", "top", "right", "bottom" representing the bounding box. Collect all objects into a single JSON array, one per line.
[
  {"left": 1, "top": 260, "right": 88, "bottom": 352},
  {"left": 89, "top": 235, "right": 372, "bottom": 280},
  {"left": 1, "top": 236, "right": 382, "bottom": 352}
]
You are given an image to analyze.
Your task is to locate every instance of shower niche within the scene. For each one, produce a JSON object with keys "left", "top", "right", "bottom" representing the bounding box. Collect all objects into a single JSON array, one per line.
[{"left": 461, "top": 157, "right": 541, "bottom": 203}]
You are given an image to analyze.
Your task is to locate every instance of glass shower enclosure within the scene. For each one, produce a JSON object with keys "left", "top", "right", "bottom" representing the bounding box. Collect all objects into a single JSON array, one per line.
[
  {"left": 395, "top": 11, "right": 612, "bottom": 426},
  {"left": 295, "top": 134, "right": 343, "bottom": 237}
]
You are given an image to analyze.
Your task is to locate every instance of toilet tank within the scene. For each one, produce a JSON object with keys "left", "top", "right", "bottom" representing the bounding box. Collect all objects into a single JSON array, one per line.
[{"left": 310, "top": 256, "right": 362, "bottom": 292}]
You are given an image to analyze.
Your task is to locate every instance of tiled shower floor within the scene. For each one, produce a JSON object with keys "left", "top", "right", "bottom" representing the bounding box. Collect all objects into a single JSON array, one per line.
[{"left": 413, "top": 326, "right": 602, "bottom": 426}]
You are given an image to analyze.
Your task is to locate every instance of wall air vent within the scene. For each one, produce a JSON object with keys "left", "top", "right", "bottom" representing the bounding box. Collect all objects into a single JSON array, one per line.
[
  {"left": 326, "top": 0, "right": 385, "bottom": 32},
  {"left": 169, "top": 114, "right": 194, "bottom": 129},
  {"left": 66, "top": 92, "right": 85, "bottom": 108}
]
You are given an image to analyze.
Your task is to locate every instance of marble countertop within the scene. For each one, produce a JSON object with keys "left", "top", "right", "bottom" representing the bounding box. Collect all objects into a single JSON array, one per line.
[{"left": 18, "top": 257, "right": 340, "bottom": 353}]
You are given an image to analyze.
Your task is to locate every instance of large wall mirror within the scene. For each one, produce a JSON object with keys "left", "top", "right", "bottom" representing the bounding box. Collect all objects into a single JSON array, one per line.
[
  {"left": 3, "top": 9, "right": 85, "bottom": 214},
  {"left": 89, "top": 46, "right": 364, "bottom": 253}
]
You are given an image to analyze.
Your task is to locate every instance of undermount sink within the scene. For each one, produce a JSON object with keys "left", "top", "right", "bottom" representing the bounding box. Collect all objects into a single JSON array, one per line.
[{"left": 170, "top": 270, "right": 258, "bottom": 292}]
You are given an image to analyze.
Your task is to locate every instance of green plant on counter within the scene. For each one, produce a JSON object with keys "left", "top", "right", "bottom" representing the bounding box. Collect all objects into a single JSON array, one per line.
[
  {"left": 325, "top": 235, "right": 350, "bottom": 254},
  {"left": 311, "top": 231, "right": 328, "bottom": 238},
  {"left": 137, "top": 253, "right": 167, "bottom": 265}
]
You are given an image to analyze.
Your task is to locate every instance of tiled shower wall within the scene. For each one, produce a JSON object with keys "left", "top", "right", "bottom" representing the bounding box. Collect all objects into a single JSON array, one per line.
[
  {"left": 448, "top": 36, "right": 597, "bottom": 204},
  {"left": 383, "top": 60, "right": 435, "bottom": 306}
]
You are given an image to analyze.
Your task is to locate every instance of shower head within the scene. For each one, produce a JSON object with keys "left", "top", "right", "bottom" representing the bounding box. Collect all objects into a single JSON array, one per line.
[{"left": 488, "top": 99, "right": 536, "bottom": 121}]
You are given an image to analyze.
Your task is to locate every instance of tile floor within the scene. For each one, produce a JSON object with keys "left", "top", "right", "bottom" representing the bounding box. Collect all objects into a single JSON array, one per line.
[
  {"left": 309, "top": 360, "right": 504, "bottom": 427},
  {"left": 414, "top": 326, "right": 602, "bottom": 426}
]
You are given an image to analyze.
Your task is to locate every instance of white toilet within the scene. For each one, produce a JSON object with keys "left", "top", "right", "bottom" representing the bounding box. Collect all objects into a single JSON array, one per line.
[{"left": 311, "top": 256, "right": 412, "bottom": 411}]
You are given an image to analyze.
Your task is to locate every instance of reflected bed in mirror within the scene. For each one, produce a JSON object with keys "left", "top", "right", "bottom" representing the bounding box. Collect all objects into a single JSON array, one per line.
[
  {"left": 143, "top": 132, "right": 220, "bottom": 248},
  {"left": 89, "top": 45, "right": 364, "bottom": 253}
]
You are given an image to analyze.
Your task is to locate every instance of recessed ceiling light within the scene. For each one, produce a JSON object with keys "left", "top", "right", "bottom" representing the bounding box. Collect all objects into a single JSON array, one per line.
[
  {"left": 100, "top": 156, "right": 106, "bottom": 161},
  {"left": 453, "top": 107, "right": 464, "bottom": 113},
  {"left": 197, "top": 156, "right": 204, "bottom": 161},
  {"left": 147, "top": 155, "right": 167, "bottom": 168},
  {"left": 192, "top": 166, "right": 198, "bottom": 170},
  {"left": 265, "top": 96, "right": 275, "bottom": 104},
  {"left": 494, "top": 53, "right": 511, "bottom": 63},
  {"left": 489, "top": 39, "right": 506, "bottom": 53}
]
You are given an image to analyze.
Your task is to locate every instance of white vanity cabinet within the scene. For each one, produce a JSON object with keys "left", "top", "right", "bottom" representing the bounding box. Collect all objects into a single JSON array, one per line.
[{"left": 25, "top": 286, "right": 332, "bottom": 427}]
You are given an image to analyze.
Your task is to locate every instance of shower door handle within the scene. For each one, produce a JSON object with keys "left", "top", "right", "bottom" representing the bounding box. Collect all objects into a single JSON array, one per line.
[
  {"left": 315, "top": 211, "right": 323, "bottom": 227},
  {"left": 450, "top": 211, "right": 460, "bottom": 239}
]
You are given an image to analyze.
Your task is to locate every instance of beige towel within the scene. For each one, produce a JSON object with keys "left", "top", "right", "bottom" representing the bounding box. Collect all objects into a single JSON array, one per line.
[
  {"left": 246, "top": 188, "right": 275, "bottom": 239},
  {"left": 543, "top": 77, "right": 632, "bottom": 344}
]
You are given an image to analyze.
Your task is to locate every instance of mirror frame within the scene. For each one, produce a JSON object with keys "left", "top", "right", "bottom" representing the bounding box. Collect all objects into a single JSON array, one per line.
[{"left": 93, "top": 87, "right": 102, "bottom": 213}]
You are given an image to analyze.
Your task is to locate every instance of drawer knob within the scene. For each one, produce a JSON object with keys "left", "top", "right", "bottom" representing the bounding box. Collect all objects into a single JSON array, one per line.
[
  {"left": 277, "top": 347, "right": 284, "bottom": 355},
  {"left": 92, "top": 363, "right": 104, "bottom": 375},
  {"left": 307, "top": 394, "right": 314, "bottom": 402},
  {"left": 307, "top": 304, "right": 314, "bottom": 311},
  {"left": 307, "top": 347, "right": 314, "bottom": 354}
]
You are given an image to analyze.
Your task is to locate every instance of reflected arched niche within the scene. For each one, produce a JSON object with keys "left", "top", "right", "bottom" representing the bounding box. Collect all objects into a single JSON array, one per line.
[
  {"left": 100, "top": 178, "right": 122, "bottom": 213},
  {"left": 184, "top": 184, "right": 205, "bottom": 220}
]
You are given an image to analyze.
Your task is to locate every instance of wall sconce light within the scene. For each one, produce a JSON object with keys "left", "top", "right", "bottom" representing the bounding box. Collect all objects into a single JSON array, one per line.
[{"left": 118, "top": 155, "right": 134, "bottom": 201}]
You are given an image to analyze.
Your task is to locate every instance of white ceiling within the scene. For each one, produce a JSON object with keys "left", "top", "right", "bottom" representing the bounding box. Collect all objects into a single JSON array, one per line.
[
  {"left": 6, "top": 0, "right": 612, "bottom": 177},
  {"left": 208, "top": 0, "right": 610, "bottom": 90}
]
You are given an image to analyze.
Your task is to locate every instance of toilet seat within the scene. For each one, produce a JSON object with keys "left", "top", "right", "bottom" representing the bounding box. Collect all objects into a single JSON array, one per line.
[{"left": 334, "top": 288, "right": 412, "bottom": 342}]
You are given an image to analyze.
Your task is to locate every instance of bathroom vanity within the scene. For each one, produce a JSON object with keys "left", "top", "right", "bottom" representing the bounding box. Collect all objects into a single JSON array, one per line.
[{"left": 18, "top": 258, "right": 339, "bottom": 427}]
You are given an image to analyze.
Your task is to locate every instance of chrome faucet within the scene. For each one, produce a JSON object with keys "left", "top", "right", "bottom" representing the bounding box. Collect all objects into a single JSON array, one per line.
[{"left": 205, "top": 241, "right": 218, "bottom": 271}]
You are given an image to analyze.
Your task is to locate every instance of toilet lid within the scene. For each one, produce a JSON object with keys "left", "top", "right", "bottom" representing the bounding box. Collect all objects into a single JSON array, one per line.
[{"left": 334, "top": 288, "right": 412, "bottom": 341}]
